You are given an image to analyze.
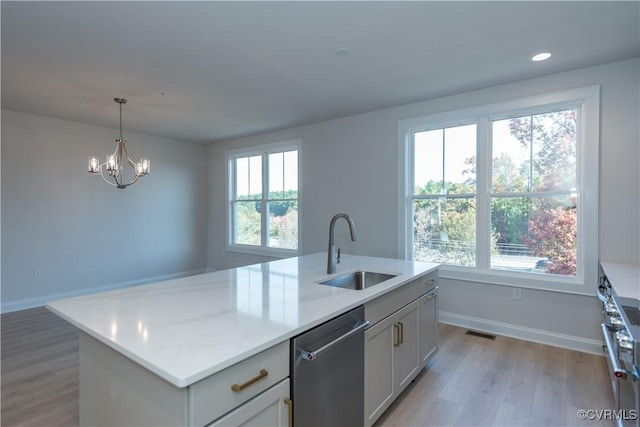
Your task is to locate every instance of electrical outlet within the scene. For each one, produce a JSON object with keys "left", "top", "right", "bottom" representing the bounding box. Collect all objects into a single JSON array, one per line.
[
  {"left": 33, "top": 268, "right": 42, "bottom": 279},
  {"left": 513, "top": 288, "right": 522, "bottom": 300}
]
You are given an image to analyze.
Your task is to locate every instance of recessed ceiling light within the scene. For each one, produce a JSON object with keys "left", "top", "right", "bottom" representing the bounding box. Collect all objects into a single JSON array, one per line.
[
  {"left": 531, "top": 52, "right": 552, "bottom": 62},
  {"left": 336, "top": 48, "right": 351, "bottom": 57}
]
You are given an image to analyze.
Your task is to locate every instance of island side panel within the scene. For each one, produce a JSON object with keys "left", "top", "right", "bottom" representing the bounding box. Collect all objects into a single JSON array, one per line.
[{"left": 79, "top": 332, "right": 188, "bottom": 426}]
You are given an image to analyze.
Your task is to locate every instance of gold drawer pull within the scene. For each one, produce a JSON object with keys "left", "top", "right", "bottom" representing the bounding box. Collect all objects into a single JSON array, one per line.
[
  {"left": 284, "top": 397, "right": 293, "bottom": 427},
  {"left": 393, "top": 323, "right": 401, "bottom": 347},
  {"left": 398, "top": 321, "right": 404, "bottom": 344},
  {"left": 231, "top": 369, "right": 269, "bottom": 392}
]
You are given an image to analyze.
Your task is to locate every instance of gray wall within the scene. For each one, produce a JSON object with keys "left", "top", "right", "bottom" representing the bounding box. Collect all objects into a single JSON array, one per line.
[
  {"left": 207, "top": 58, "right": 640, "bottom": 352},
  {"left": 2, "top": 59, "right": 637, "bottom": 351},
  {"left": 1, "top": 110, "right": 208, "bottom": 312}
]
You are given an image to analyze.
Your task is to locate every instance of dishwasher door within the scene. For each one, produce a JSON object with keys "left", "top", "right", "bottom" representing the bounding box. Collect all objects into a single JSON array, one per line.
[{"left": 291, "top": 305, "right": 368, "bottom": 427}]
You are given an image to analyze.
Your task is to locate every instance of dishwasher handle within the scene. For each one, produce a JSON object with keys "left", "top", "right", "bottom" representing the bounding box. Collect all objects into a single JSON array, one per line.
[{"left": 299, "top": 320, "right": 369, "bottom": 361}]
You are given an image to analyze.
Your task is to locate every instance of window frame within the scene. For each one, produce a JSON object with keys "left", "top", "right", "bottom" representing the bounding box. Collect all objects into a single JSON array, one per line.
[
  {"left": 226, "top": 139, "right": 301, "bottom": 258},
  {"left": 398, "top": 86, "right": 600, "bottom": 295}
]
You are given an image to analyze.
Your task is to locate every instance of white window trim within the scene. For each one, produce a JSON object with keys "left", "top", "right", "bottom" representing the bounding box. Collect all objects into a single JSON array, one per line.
[
  {"left": 398, "top": 86, "right": 600, "bottom": 295},
  {"left": 226, "top": 139, "right": 301, "bottom": 258}
]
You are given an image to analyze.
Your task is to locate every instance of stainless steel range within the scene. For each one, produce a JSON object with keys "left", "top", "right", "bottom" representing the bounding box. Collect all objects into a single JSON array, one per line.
[{"left": 599, "top": 262, "right": 640, "bottom": 427}]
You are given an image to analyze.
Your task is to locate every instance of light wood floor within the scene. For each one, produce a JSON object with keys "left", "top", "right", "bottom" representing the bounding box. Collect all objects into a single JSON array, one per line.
[
  {"left": 1, "top": 307, "right": 615, "bottom": 427},
  {"left": 1, "top": 307, "right": 79, "bottom": 427},
  {"left": 376, "top": 324, "right": 615, "bottom": 427}
]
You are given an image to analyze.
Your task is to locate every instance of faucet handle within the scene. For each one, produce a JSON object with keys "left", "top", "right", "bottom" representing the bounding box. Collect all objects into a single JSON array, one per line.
[{"left": 337, "top": 248, "right": 341, "bottom": 263}]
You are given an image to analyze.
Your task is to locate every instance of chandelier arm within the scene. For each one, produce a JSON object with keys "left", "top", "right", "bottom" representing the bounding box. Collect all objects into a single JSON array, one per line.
[
  {"left": 113, "top": 173, "right": 124, "bottom": 189},
  {"left": 121, "top": 140, "right": 138, "bottom": 169},
  {"left": 114, "top": 174, "right": 140, "bottom": 189},
  {"left": 124, "top": 174, "right": 141, "bottom": 188},
  {"left": 98, "top": 166, "right": 119, "bottom": 187}
]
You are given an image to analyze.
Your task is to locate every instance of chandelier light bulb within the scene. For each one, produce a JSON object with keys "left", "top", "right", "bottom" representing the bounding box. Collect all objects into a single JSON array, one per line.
[{"left": 88, "top": 156, "right": 100, "bottom": 173}]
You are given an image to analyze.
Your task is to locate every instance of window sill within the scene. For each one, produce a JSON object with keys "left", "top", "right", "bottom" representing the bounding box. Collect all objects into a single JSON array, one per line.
[
  {"left": 438, "top": 265, "right": 595, "bottom": 296},
  {"left": 226, "top": 244, "right": 298, "bottom": 259}
]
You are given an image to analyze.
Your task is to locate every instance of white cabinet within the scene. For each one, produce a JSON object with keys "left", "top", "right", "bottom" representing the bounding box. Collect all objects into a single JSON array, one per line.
[
  {"left": 364, "top": 271, "right": 438, "bottom": 427},
  {"left": 364, "top": 300, "right": 420, "bottom": 426},
  {"left": 207, "top": 379, "right": 290, "bottom": 427},
  {"left": 364, "top": 313, "right": 395, "bottom": 424},
  {"left": 79, "top": 333, "right": 290, "bottom": 427},
  {"left": 395, "top": 300, "right": 420, "bottom": 391},
  {"left": 419, "top": 287, "right": 438, "bottom": 367}
]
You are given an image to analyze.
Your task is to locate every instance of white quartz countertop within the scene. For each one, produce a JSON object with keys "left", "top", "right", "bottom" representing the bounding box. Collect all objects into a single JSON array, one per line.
[
  {"left": 47, "top": 253, "right": 438, "bottom": 388},
  {"left": 601, "top": 261, "right": 640, "bottom": 300}
]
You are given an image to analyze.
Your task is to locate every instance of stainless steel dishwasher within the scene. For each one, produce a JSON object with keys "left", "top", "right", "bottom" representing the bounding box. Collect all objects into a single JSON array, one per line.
[{"left": 291, "top": 305, "right": 369, "bottom": 427}]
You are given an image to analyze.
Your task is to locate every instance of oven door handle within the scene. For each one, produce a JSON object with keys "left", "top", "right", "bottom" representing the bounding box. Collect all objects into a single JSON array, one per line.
[
  {"left": 601, "top": 323, "right": 632, "bottom": 380},
  {"left": 597, "top": 284, "right": 609, "bottom": 303}
]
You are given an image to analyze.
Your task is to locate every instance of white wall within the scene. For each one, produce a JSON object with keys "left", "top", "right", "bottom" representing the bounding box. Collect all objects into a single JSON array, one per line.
[
  {"left": 1, "top": 110, "right": 208, "bottom": 312},
  {"left": 207, "top": 58, "right": 640, "bottom": 352}
]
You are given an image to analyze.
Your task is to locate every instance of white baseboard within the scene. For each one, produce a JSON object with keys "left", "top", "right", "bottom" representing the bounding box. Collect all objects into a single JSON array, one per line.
[
  {"left": 439, "top": 310, "right": 605, "bottom": 356},
  {"left": 1, "top": 268, "right": 211, "bottom": 314}
]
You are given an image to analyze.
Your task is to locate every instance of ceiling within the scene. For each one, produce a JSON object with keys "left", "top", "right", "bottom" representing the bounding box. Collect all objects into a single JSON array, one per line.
[{"left": 2, "top": 1, "right": 639, "bottom": 144}]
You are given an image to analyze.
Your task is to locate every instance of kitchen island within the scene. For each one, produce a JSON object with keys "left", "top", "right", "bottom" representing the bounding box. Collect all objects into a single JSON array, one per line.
[{"left": 47, "top": 253, "right": 439, "bottom": 426}]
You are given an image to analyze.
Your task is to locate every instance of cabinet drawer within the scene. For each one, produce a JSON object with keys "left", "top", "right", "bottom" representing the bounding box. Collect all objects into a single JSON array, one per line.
[
  {"left": 419, "top": 271, "right": 438, "bottom": 294},
  {"left": 207, "top": 378, "right": 290, "bottom": 427},
  {"left": 364, "top": 279, "right": 420, "bottom": 327},
  {"left": 189, "top": 341, "right": 289, "bottom": 426},
  {"left": 365, "top": 270, "right": 437, "bottom": 327}
]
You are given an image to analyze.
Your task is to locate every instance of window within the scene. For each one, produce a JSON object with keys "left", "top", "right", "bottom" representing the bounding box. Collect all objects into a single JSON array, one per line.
[
  {"left": 228, "top": 140, "right": 300, "bottom": 256},
  {"left": 400, "top": 87, "right": 599, "bottom": 293},
  {"left": 413, "top": 124, "right": 477, "bottom": 266},
  {"left": 490, "top": 110, "right": 577, "bottom": 275}
]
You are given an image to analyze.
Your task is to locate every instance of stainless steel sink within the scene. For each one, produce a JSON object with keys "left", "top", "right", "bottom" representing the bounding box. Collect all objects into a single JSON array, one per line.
[{"left": 318, "top": 270, "right": 398, "bottom": 290}]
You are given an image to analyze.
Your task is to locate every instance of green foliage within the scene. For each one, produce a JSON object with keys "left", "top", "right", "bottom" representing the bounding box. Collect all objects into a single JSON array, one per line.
[
  {"left": 490, "top": 198, "right": 528, "bottom": 248},
  {"left": 269, "top": 209, "right": 298, "bottom": 250},
  {"left": 234, "top": 190, "right": 298, "bottom": 249},
  {"left": 413, "top": 189, "right": 476, "bottom": 266},
  {"left": 235, "top": 201, "right": 261, "bottom": 245},
  {"left": 252, "top": 190, "right": 299, "bottom": 216}
]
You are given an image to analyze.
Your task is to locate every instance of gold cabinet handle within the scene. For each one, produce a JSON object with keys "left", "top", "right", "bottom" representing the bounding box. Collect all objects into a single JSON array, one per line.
[
  {"left": 284, "top": 397, "right": 293, "bottom": 427},
  {"left": 393, "top": 323, "right": 401, "bottom": 347},
  {"left": 398, "top": 321, "right": 404, "bottom": 344},
  {"left": 231, "top": 369, "right": 268, "bottom": 392},
  {"left": 425, "top": 286, "right": 438, "bottom": 299}
]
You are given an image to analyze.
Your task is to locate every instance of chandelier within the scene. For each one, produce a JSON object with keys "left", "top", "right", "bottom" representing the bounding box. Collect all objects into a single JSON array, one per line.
[{"left": 88, "top": 98, "right": 150, "bottom": 189}]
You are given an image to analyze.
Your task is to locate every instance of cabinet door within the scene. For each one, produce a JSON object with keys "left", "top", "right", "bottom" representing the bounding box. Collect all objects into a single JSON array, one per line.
[
  {"left": 208, "top": 379, "right": 290, "bottom": 427},
  {"left": 364, "top": 315, "right": 395, "bottom": 427},
  {"left": 419, "top": 289, "right": 438, "bottom": 367},
  {"left": 394, "top": 300, "right": 420, "bottom": 391}
]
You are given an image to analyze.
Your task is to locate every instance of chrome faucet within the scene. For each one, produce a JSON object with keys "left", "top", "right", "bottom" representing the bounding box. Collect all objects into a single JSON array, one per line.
[{"left": 327, "top": 213, "right": 357, "bottom": 274}]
